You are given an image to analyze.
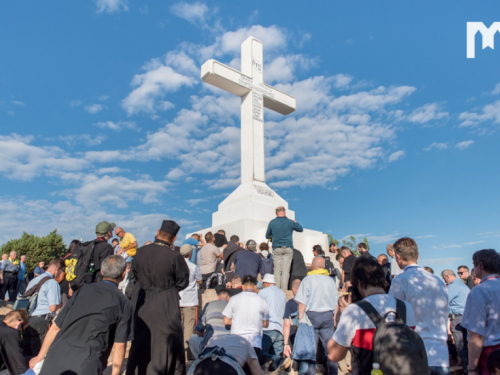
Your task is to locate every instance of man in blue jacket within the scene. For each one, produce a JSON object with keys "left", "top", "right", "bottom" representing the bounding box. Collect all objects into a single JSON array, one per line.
[{"left": 266, "top": 206, "right": 303, "bottom": 291}]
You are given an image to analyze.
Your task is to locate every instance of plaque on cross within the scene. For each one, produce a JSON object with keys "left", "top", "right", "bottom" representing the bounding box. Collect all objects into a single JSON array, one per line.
[{"left": 201, "top": 36, "right": 296, "bottom": 184}]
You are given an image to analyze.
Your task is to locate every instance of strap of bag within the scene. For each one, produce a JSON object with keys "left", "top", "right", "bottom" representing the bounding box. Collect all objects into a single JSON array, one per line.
[
  {"left": 356, "top": 300, "right": 385, "bottom": 328},
  {"left": 394, "top": 298, "right": 407, "bottom": 324},
  {"left": 21, "top": 276, "right": 52, "bottom": 298}
]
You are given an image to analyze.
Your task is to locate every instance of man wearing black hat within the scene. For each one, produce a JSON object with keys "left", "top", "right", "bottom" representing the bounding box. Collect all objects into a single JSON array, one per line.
[{"left": 126, "top": 220, "right": 190, "bottom": 375}]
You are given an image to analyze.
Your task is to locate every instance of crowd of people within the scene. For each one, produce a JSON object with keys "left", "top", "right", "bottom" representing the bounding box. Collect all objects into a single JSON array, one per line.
[{"left": 0, "top": 205, "right": 499, "bottom": 375}]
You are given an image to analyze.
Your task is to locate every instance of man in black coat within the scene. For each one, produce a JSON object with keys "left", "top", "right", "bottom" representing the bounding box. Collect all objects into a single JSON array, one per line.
[{"left": 126, "top": 220, "right": 190, "bottom": 375}]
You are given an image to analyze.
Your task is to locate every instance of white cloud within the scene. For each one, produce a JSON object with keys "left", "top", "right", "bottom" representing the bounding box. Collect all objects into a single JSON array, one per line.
[
  {"left": 93, "top": 121, "right": 140, "bottom": 132},
  {"left": 406, "top": 103, "right": 449, "bottom": 124},
  {"left": 388, "top": 150, "right": 405, "bottom": 162},
  {"left": 94, "top": 0, "right": 128, "bottom": 13},
  {"left": 456, "top": 140, "right": 474, "bottom": 150},
  {"left": 367, "top": 233, "right": 400, "bottom": 244},
  {"left": 98, "top": 95, "right": 110, "bottom": 101},
  {"left": 0, "top": 197, "right": 196, "bottom": 247},
  {"left": 85, "top": 104, "right": 104, "bottom": 114},
  {"left": 71, "top": 175, "right": 169, "bottom": 209},
  {"left": 0, "top": 134, "right": 89, "bottom": 181},
  {"left": 97, "top": 167, "right": 123, "bottom": 174},
  {"left": 122, "top": 65, "right": 195, "bottom": 115},
  {"left": 59, "top": 134, "right": 107, "bottom": 147},
  {"left": 170, "top": 2, "right": 209, "bottom": 28},
  {"left": 459, "top": 100, "right": 500, "bottom": 127},
  {"left": 424, "top": 142, "right": 448, "bottom": 151},
  {"left": 69, "top": 100, "right": 82, "bottom": 107},
  {"left": 492, "top": 82, "right": 500, "bottom": 95},
  {"left": 414, "top": 234, "right": 437, "bottom": 239},
  {"left": 12, "top": 100, "right": 25, "bottom": 106}
]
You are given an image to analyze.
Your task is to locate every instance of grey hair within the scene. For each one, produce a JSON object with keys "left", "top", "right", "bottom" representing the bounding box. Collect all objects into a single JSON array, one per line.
[
  {"left": 246, "top": 239, "right": 257, "bottom": 252},
  {"left": 441, "top": 269, "right": 456, "bottom": 278},
  {"left": 101, "top": 255, "right": 126, "bottom": 279}
]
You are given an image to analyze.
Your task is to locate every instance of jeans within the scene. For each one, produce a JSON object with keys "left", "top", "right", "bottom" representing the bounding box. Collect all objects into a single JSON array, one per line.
[
  {"left": 298, "top": 311, "right": 338, "bottom": 375},
  {"left": 17, "top": 278, "right": 26, "bottom": 296},
  {"left": 273, "top": 247, "right": 293, "bottom": 291},
  {"left": 429, "top": 366, "right": 450, "bottom": 375},
  {"left": 261, "top": 330, "right": 284, "bottom": 369}
]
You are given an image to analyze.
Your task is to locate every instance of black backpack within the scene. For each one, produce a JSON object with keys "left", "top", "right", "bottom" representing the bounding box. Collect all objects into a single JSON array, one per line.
[
  {"left": 356, "top": 299, "right": 429, "bottom": 375},
  {"left": 66, "top": 240, "right": 97, "bottom": 290}
]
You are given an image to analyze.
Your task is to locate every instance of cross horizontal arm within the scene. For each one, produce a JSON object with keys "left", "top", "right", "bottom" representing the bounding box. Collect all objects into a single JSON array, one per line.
[
  {"left": 262, "top": 84, "right": 296, "bottom": 115},
  {"left": 201, "top": 59, "right": 251, "bottom": 97}
]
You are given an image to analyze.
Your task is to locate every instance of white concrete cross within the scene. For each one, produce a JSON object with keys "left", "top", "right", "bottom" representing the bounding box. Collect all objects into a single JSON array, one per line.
[{"left": 201, "top": 36, "right": 296, "bottom": 184}]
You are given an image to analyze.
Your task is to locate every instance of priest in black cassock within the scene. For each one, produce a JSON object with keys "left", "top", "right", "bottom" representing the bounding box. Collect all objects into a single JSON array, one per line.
[{"left": 126, "top": 220, "right": 190, "bottom": 375}]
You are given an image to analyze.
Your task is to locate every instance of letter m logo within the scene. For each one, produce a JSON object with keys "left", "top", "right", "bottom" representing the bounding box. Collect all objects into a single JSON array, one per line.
[{"left": 467, "top": 22, "right": 500, "bottom": 58}]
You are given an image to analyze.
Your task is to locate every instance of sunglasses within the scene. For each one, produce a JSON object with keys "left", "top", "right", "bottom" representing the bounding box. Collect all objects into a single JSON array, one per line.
[{"left": 458, "top": 272, "right": 465, "bottom": 275}]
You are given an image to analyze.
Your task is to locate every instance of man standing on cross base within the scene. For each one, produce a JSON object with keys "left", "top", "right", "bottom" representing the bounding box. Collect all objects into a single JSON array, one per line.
[
  {"left": 126, "top": 220, "right": 190, "bottom": 375},
  {"left": 266, "top": 206, "right": 303, "bottom": 291}
]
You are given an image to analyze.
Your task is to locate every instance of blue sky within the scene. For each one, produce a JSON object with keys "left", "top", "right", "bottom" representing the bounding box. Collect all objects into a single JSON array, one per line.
[{"left": 1, "top": 1, "right": 499, "bottom": 275}]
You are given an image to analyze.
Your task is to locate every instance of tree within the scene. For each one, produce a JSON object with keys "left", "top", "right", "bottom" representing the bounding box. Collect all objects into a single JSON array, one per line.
[
  {"left": 0, "top": 230, "right": 66, "bottom": 272},
  {"left": 328, "top": 234, "right": 370, "bottom": 257}
]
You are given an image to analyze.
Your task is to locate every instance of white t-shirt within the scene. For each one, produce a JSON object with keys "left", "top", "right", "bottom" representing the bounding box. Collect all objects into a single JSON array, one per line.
[
  {"left": 179, "top": 258, "right": 202, "bottom": 307},
  {"left": 390, "top": 258, "right": 403, "bottom": 277},
  {"left": 334, "top": 294, "right": 417, "bottom": 346},
  {"left": 206, "top": 334, "right": 258, "bottom": 368},
  {"left": 222, "top": 290, "right": 270, "bottom": 348},
  {"left": 389, "top": 264, "right": 449, "bottom": 367}
]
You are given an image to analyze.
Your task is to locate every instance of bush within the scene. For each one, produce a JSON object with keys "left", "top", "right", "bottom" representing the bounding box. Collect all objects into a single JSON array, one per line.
[{"left": 1, "top": 230, "right": 66, "bottom": 272}]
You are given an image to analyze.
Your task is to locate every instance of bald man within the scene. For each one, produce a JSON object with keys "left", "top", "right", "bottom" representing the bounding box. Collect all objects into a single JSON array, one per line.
[
  {"left": 294, "top": 257, "right": 339, "bottom": 374},
  {"left": 115, "top": 227, "right": 138, "bottom": 260}
]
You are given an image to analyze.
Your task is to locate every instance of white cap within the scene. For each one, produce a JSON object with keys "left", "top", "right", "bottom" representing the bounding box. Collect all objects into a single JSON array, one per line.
[{"left": 262, "top": 274, "right": 276, "bottom": 284}]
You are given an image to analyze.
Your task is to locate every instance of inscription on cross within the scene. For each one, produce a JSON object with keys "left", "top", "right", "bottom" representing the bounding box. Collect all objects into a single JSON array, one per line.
[{"left": 201, "top": 36, "right": 296, "bottom": 184}]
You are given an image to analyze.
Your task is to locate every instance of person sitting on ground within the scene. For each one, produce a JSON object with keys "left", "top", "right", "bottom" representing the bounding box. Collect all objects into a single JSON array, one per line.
[
  {"left": 30, "top": 255, "right": 133, "bottom": 375},
  {"left": 189, "top": 288, "right": 232, "bottom": 358},
  {"left": 234, "top": 240, "right": 262, "bottom": 279},
  {"left": 259, "top": 274, "right": 287, "bottom": 370},
  {"left": 0, "top": 309, "right": 30, "bottom": 375},
  {"left": 327, "top": 256, "right": 417, "bottom": 375},
  {"left": 191, "top": 334, "right": 263, "bottom": 375},
  {"left": 223, "top": 275, "right": 270, "bottom": 361}
]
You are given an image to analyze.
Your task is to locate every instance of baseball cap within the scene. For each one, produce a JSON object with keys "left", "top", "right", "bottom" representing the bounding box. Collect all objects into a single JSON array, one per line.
[
  {"left": 180, "top": 244, "right": 195, "bottom": 256},
  {"left": 96, "top": 221, "right": 116, "bottom": 234}
]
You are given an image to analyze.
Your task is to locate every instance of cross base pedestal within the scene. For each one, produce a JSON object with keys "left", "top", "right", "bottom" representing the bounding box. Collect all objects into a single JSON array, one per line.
[{"left": 189, "top": 181, "right": 328, "bottom": 265}]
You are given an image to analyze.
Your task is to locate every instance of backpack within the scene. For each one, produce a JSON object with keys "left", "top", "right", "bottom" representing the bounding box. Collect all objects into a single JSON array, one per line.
[
  {"left": 356, "top": 299, "right": 429, "bottom": 375},
  {"left": 13, "top": 276, "right": 52, "bottom": 316},
  {"left": 65, "top": 240, "right": 97, "bottom": 290}
]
